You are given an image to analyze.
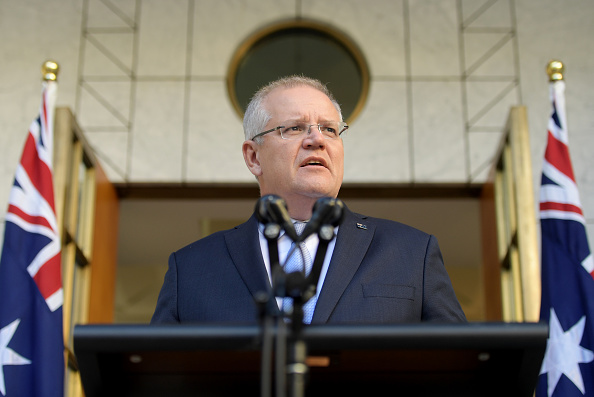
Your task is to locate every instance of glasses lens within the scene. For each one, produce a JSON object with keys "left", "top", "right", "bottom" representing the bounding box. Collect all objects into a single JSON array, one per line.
[
  {"left": 280, "top": 122, "right": 307, "bottom": 139},
  {"left": 319, "top": 122, "right": 342, "bottom": 139}
]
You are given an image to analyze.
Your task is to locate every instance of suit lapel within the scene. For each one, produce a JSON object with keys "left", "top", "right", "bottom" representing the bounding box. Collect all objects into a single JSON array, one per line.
[
  {"left": 224, "top": 214, "right": 272, "bottom": 300},
  {"left": 312, "top": 208, "right": 374, "bottom": 323}
]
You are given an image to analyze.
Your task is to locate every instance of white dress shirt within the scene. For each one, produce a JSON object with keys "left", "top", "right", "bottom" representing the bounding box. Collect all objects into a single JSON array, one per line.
[{"left": 258, "top": 222, "right": 338, "bottom": 311}]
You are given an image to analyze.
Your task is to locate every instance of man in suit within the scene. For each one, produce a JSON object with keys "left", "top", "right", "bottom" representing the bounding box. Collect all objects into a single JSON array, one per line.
[{"left": 151, "top": 76, "right": 466, "bottom": 324}]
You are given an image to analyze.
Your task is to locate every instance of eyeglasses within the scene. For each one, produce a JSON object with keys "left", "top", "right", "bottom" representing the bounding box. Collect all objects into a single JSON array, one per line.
[{"left": 252, "top": 120, "right": 349, "bottom": 141}]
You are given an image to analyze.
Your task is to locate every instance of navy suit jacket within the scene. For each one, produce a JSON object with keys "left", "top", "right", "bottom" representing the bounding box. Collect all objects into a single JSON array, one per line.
[{"left": 151, "top": 207, "right": 466, "bottom": 324}]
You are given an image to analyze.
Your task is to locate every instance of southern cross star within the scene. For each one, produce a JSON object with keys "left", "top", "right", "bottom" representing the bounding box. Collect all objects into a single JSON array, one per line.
[
  {"left": 0, "top": 319, "right": 32, "bottom": 396},
  {"left": 540, "top": 308, "right": 594, "bottom": 396}
]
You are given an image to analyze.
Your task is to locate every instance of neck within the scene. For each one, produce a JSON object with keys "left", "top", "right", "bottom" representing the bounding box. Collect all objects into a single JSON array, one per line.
[{"left": 287, "top": 201, "right": 316, "bottom": 221}]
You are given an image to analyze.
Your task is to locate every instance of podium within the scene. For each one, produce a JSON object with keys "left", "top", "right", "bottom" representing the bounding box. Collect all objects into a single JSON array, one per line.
[{"left": 73, "top": 322, "right": 547, "bottom": 397}]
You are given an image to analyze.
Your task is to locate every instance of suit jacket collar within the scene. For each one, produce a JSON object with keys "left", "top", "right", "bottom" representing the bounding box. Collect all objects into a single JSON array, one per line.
[
  {"left": 224, "top": 214, "right": 272, "bottom": 300},
  {"left": 312, "top": 207, "right": 374, "bottom": 324}
]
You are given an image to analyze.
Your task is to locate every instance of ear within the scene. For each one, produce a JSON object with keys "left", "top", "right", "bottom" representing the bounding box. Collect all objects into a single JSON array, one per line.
[{"left": 242, "top": 140, "right": 263, "bottom": 177}]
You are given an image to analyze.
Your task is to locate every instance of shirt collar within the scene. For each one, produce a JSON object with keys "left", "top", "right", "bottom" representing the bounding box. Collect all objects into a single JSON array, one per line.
[{"left": 258, "top": 219, "right": 307, "bottom": 239}]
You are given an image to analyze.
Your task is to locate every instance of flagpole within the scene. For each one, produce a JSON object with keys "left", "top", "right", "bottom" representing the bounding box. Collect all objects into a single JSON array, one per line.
[{"left": 41, "top": 59, "right": 70, "bottom": 391}]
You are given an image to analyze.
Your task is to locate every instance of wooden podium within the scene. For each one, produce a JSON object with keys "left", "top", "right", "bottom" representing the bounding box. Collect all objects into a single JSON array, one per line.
[{"left": 73, "top": 322, "right": 547, "bottom": 396}]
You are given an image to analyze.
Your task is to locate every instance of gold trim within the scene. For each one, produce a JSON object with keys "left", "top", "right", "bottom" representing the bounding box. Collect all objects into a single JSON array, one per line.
[{"left": 226, "top": 19, "right": 370, "bottom": 124}]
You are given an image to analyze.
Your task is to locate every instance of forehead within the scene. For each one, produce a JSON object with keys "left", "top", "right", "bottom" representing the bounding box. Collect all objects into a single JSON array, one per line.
[{"left": 263, "top": 85, "right": 339, "bottom": 121}]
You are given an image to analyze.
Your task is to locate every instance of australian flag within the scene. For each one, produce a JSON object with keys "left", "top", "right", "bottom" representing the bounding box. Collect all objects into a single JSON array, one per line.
[
  {"left": 536, "top": 79, "right": 594, "bottom": 396},
  {"left": 0, "top": 79, "right": 64, "bottom": 396}
]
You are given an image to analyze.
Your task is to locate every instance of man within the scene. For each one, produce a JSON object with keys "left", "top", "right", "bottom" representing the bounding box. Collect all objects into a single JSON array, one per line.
[{"left": 151, "top": 76, "right": 466, "bottom": 324}]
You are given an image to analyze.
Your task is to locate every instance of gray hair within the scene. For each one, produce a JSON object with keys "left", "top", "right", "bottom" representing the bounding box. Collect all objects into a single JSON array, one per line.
[{"left": 243, "top": 75, "right": 343, "bottom": 142}]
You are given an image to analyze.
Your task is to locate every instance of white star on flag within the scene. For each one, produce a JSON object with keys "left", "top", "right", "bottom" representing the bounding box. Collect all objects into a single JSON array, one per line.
[
  {"left": 540, "top": 308, "right": 594, "bottom": 396},
  {"left": 0, "top": 319, "right": 31, "bottom": 396}
]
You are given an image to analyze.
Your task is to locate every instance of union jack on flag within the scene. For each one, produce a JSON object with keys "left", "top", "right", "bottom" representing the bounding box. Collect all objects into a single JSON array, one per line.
[
  {"left": 536, "top": 78, "right": 594, "bottom": 396},
  {"left": 0, "top": 78, "right": 64, "bottom": 396}
]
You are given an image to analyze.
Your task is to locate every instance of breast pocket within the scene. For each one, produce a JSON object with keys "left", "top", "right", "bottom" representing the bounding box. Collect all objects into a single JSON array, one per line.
[{"left": 362, "top": 283, "right": 415, "bottom": 301}]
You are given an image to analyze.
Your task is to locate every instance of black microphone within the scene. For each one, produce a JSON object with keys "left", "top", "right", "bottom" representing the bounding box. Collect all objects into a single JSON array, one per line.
[
  {"left": 299, "top": 197, "right": 345, "bottom": 241},
  {"left": 255, "top": 195, "right": 273, "bottom": 224},
  {"left": 255, "top": 195, "right": 299, "bottom": 242}
]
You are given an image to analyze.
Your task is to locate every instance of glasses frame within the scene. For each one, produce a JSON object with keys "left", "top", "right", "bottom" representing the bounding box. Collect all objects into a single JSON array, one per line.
[{"left": 252, "top": 121, "right": 349, "bottom": 141}]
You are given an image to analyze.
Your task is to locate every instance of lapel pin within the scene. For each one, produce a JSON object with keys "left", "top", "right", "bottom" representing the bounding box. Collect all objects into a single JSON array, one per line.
[{"left": 356, "top": 223, "right": 367, "bottom": 230}]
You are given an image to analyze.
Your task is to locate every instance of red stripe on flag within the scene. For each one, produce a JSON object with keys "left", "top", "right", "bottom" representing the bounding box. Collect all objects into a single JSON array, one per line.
[
  {"left": 41, "top": 90, "right": 49, "bottom": 129},
  {"left": 20, "top": 132, "right": 56, "bottom": 210},
  {"left": 32, "top": 253, "right": 62, "bottom": 300},
  {"left": 7, "top": 204, "right": 53, "bottom": 230},
  {"left": 544, "top": 130, "right": 576, "bottom": 182},
  {"left": 540, "top": 201, "right": 584, "bottom": 216}
]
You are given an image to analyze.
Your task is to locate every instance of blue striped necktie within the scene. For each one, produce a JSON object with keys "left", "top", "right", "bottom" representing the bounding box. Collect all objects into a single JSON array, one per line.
[{"left": 283, "top": 222, "right": 317, "bottom": 323}]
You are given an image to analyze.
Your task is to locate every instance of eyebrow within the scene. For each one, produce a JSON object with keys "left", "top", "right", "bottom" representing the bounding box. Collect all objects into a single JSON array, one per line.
[{"left": 283, "top": 119, "right": 337, "bottom": 124}]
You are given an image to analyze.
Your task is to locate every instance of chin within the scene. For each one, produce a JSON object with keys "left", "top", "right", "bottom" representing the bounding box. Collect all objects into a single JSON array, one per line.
[
  {"left": 292, "top": 177, "right": 341, "bottom": 200},
  {"left": 301, "top": 185, "right": 340, "bottom": 199}
]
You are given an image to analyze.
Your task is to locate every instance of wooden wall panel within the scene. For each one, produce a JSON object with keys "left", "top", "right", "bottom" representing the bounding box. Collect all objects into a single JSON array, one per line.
[
  {"left": 480, "top": 182, "right": 503, "bottom": 321},
  {"left": 88, "top": 161, "right": 119, "bottom": 323}
]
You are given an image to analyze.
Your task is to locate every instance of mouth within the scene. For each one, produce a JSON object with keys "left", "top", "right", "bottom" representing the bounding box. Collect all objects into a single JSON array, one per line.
[{"left": 300, "top": 158, "right": 328, "bottom": 168}]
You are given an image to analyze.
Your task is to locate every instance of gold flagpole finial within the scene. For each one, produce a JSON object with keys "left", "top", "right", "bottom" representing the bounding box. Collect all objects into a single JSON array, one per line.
[
  {"left": 42, "top": 60, "right": 60, "bottom": 82},
  {"left": 546, "top": 60, "right": 564, "bottom": 82}
]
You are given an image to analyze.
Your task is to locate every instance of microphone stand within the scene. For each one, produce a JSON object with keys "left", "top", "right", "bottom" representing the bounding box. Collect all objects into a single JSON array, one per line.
[
  {"left": 263, "top": 224, "right": 334, "bottom": 397},
  {"left": 257, "top": 222, "right": 281, "bottom": 397},
  {"left": 254, "top": 195, "right": 344, "bottom": 397},
  {"left": 286, "top": 224, "right": 333, "bottom": 397}
]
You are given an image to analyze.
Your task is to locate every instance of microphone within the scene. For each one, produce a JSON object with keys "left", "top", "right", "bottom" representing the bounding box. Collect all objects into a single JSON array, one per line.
[
  {"left": 255, "top": 195, "right": 299, "bottom": 242},
  {"left": 299, "top": 197, "right": 345, "bottom": 241}
]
